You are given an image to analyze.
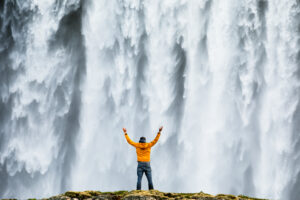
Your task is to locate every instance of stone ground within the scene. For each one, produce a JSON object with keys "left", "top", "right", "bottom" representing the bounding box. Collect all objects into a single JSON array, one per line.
[{"left": 17, "top": 190, "right": 269, "bottom": 200}]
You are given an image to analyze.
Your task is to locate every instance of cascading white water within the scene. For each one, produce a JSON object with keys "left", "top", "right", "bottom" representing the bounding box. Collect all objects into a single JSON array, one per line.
[{"left": 1, "top": 0, "right": 300, "bottom": 199}]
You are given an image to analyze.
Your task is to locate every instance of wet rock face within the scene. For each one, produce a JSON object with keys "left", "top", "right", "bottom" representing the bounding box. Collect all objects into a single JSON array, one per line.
[{"left": 41, "top": 190, "right": 268, "bottom": 200}]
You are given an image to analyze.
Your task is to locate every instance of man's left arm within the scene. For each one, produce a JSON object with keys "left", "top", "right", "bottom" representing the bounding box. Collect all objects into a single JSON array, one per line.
[{"left": 123, "top": 128, "right": 138, "bottom": 147}]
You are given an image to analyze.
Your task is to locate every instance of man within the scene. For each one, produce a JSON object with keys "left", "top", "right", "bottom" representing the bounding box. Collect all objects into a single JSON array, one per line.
[{"left": 123, "top": 126, "right": 163, "bottom": 190}]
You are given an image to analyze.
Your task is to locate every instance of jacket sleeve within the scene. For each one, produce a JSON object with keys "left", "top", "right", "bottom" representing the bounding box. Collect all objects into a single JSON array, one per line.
[
  {"left": 149, "top": 132, "right": 161, "bottom": 147},
  {"left": 125, "top": 133, "right": 138, "bottom": 147}
]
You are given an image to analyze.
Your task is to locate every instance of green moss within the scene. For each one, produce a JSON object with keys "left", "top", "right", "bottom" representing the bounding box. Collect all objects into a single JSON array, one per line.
[
  {"left": 63, "top": 191, "right": 92, "bottom": 199},
  {"left": 2, "top": 199, "right": 17, "bottom": 200},
  {"left": 100, "top": 190, "right": 129, "bottom": 196},
  {"left": 215, "top": 194, "right": 237, "bottom": 199},
  {"left": 238, "top": 194, "right": 269, "bottom": 200},
  {"left": 85, "top": 191, "right": 102, "bottom": 196}
]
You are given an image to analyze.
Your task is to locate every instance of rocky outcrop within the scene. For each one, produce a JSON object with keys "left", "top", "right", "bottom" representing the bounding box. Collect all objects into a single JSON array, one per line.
[{"left": 37, "top": 190, "right": 268, "bottom": 200}]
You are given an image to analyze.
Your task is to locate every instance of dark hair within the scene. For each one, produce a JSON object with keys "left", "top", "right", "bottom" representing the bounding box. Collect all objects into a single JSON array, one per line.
[{"left": 139, "top": 137, "right": 146, "bottom": 143}]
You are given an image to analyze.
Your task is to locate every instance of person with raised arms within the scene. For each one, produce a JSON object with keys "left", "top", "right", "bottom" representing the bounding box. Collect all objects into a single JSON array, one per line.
[{"left": 123, "top": 126, "right": 163, "bottom": 190}]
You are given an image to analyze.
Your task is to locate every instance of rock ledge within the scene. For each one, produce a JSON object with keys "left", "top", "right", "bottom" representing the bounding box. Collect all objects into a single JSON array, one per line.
[{"left": 29, "top": 190, "right": 269, "bottom": 200}]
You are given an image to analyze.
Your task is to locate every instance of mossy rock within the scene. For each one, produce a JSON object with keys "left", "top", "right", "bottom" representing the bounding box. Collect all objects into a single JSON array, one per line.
[
  {"left": 237, "top": 195, "right": 268, "bottom": 200},
  {"left": 100, "top": 191, "right": 129, "bottom": 196},
  {"left": 35, "top": 190, "right": 269, "bottom": 200},
  {"left": 215, "top": 194, "right": 237, "bottom": 199},
  {"left": 2, "top": 199, "right": 17, "bottom": 200},
  {"left": 62, "top": 191, "right": 102, "bottom": 199}
]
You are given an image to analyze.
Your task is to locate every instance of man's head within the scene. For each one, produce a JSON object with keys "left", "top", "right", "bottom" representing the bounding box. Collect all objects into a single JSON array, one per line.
[{"left": 139, "top": 137, "right": 146, "bottom": 143}]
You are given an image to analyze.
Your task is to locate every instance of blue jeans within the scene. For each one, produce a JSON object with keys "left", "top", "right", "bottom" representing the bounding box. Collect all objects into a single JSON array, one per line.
[{"left": 137, "top": 161, "right": 154, "bottom": 190}]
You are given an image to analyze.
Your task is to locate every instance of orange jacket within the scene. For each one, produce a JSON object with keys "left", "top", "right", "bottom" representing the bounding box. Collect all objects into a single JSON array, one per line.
[{"left": 125, "top": 132, "right": 161, "bottom": 162}]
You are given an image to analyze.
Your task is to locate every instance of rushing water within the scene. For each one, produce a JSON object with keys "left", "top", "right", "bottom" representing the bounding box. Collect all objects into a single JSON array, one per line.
[{"left": 1, "top": 0, "right": 300, "bottom": 199}]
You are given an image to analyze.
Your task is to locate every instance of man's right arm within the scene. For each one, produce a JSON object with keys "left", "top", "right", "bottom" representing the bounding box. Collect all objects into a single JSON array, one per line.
[{"left": 149, "top": 126, "right": 163, "bottom": 147}]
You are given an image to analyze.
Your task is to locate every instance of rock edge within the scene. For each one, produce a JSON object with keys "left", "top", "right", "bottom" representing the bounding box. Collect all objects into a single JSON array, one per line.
[{"left": 3, "top": 190, "right": 269, "bottom": 200}]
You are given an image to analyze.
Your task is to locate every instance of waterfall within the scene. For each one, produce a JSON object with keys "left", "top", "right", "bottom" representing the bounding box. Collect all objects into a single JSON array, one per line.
[{"left": 1, "top": 0, "right": 300, "bottom": 199}]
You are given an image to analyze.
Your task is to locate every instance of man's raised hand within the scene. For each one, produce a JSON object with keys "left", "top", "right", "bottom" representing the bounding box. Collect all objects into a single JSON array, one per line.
[
  {"left": 123, "top": 128, "right": 127, "bottom": 133},
  {"left": 159, "top": 126, "right": 163, "bottom": 132}
]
